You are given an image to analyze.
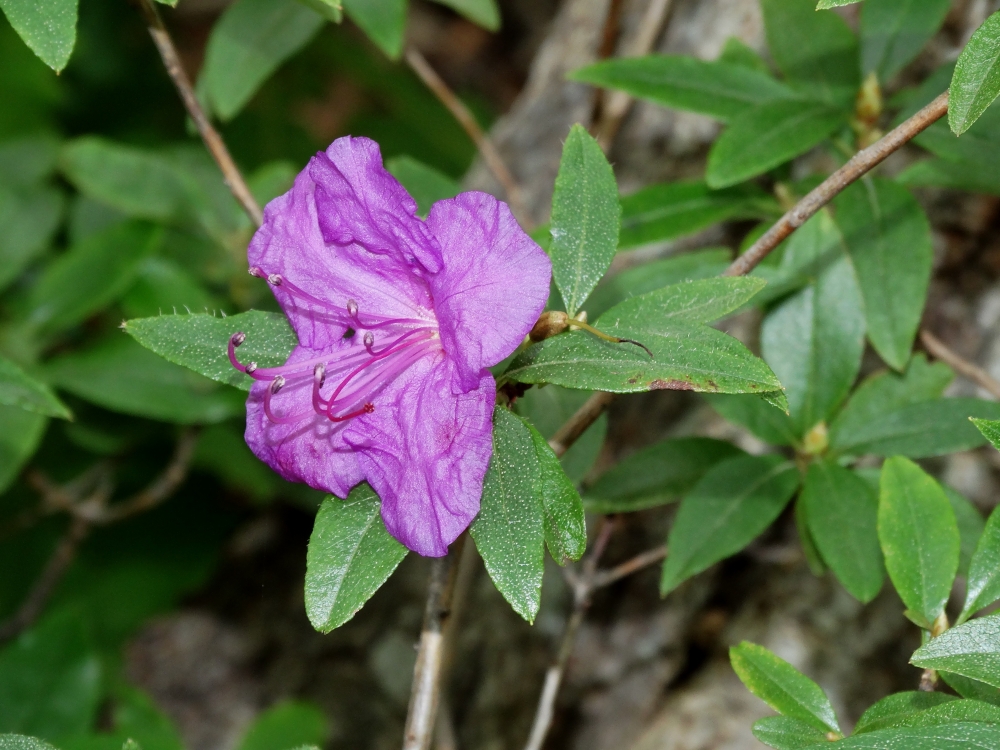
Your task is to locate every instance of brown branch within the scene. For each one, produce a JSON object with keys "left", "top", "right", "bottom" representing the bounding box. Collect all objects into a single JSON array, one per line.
[
  {"left": 724, "top": 91, "right": 950, "bottom": 277},
  {"left": 593, "top": 544, "right": 667, "bottom": 588},
  {"left": 404, "top": 47, "right": 532, "bottom": 229},
  {"left": 921, "top": 330, "right": 1000, "bottom": 401},
  {"left": 548, "top": 391, "right": 616, "bottom": 458},
  {"left": 135, "top": 0, "right": 263, "bottom": 227}
]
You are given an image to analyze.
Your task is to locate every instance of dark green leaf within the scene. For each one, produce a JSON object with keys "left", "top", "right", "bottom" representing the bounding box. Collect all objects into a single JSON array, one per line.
[
  {"left": 914, "top": 105, "right": 1000, "bottom": 181},
  {"left": 342, "top": 0, "right": 406, "bottom": 58},
  {"left": 385, "top": 155, "right": 460, "bottom": 216},
  {"left": 550, "top": 124, "right": 621, "bottom": 316},
  {"left": 121, "top": 258, "right": 216, "bottom": 320},
  {"left": 897, "top": 156, "right": 1000, "bottom": 197},
  {"left": 706, "top": 100, "right": 845, "bottom": 189},
  {"left": 900, "top": 698, "right": 1000, "bottom": 726},
  {"left": 0, "top": 405, "right": 46, "bottom": 494},
  {"left": 193, "top": 423, "right": 287, "bottom": 504},
  {"left": 751, "top": 716, "right": 830, "bottom": 749},
  {"left": 911, "top": 615, "right": 1000, "bottom": 688},
  {"left": 834, "top": 179, "right": 932, "bottom": 370},
  {"left": 802, "top": 462, "right": 884, "bottom": 602},
  {"left": 235, "top": 701, "right": 328, "bottom": 750},
  {"left": 942, "top": 672, "right": 1000, "bottom": 707},
  {"left": 0, "top": 0, "right": 78, "bottom": 71},
  {"left": 878, "top": 456, "right": 960, "bottom": 628},
  {"left": 45, "top": 336, "right": 245, "bottom": 424},
  {"left": 569, "top": 55, "right": 796, "bottom": 122},
  {"left": 584, "top": 437, "right": 744, "bottom": 513},
  {"left": 704, "top": 392, "right": 798, "bottom": 446},
  {"left": 0, "top": 354, "right": 71, "bottom": 419},
  {"left": 660, "top": 455, "right": 799, "bottom": 594},
  {"left": 470, "top": 407, "right": 545, "bottom": 622},
  {"left": 861, "top": 0, "right": 951, "bottom": 82},
  {"left": 945, "top": 487, "right": 985, "bottom": 580},
  {"left": 0, "top": 737, "right": 58, "bottom": 750},
  {"left": 855, "top": 692, "right": 957, "bottom": 734},
  {"left": 973, "top": 417, "right": 1000, "bottom": 451},
  {"left": 730, "top": 641, "right": 840, "bottom": 733},
  {"left": 514, "top": 385, "right": 606, "bottom": 483},
  {"left": 950, "top": 12, "right": 1000, "bottom": 135},
  {"left": 960, "top": 506, "right": 1000, "bottom": 623},
  {"left": 0, "top": 135, "right": 60, "bottom": 188},
  {"left": 836, "top": 723, "right": 1000, "bottom": 748},
  {"left": 428, "top": 0, "right": 499, "bottom": 30},
  {"left": 123, "top": 311, "right": 297, "bottom": 392},
  {"left": 0, "top": 182, "right": 63, "bottom": 293},
  {"left": 719, "top": 37, "right": 770, "bottom": 73}
]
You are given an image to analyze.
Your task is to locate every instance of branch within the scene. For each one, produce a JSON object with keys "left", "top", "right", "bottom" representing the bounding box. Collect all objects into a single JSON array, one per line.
[
  {"left": 135, "top": 0, "right": 263, "bottom": 227},
  {"left": 724, "top": 91, "right": 950, "bottom": 277},
  {"left": 921, "top": 330, "right": 1000, "bottom": 401},
  {"left": 592, "top": 544, "right": 667, "bottom": 588},
  {"left": 548, "top": 391, "right": 616, "bottom": 458},
  {"left": 404, "top": 47, "right": 532, "bottom": 229}
]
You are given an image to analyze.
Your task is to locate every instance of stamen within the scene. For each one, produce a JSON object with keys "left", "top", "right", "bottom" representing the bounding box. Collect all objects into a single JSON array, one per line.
[
  {"left": 328, "top": 402, "right": 375, "bottom": 423},
  {"left": 325, "top": 331, "right": 435, "bottom": 407},
  {"left": 364, "top": 332, "right": 375, "bottom": 354},
  {"left": 313, "top": 364, "right": 327, "bottom": 413},
  {"left": 228, "top": 332, "right": 248, "bottom": 372},
  {"left": 271, "top": 376, "right": 285, "bottom": 394},
  {"left": 268, "top": 274, "right": 283, "bottom": 286},
  {"left": 347, "top": 299, "right": 359, "bottom": 318},
  {"left": 246, "top": 362, "right": 258, "bottom": 374}
]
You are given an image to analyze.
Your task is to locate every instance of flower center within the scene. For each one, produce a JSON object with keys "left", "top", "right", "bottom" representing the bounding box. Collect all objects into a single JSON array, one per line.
[{"left": 229, "top": 268, "right": 439, "bottom": 425}]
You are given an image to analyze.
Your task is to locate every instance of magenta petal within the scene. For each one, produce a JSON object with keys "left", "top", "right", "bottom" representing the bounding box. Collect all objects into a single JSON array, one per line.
[
  {"left": 244, "top": 344, "right": 364, "bottom": 499},
  {"left": 344, "top": 354, "right": 495, "bottom": 557},
  {"left": 427, "top": 192, "right": 551, "bottom": 391},
  {"left": 310, "top": 136, "right": 443, "bottom": 275}
]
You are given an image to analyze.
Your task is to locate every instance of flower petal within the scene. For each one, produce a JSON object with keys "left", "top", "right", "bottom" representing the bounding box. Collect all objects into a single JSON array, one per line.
[
  {"left": 427, "top": 192, "right": 551, "bottom": 391},
  {"left": 244, "top": 344, "right": 364, "bottom": 499},
  {"left": 345, "top": 353, "right": 495, "bottom": 557},
  {"left": 311, "top": 136, "right": 443, "bottom": 275}
]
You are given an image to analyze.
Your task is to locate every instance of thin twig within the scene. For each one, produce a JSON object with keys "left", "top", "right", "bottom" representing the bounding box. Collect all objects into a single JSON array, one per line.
[
  {"left": 593, "top": 544, "right": 668, "bottom": 588},
  {"left": 724, "top": 91, "right": 949, "bottom": 277},
  {"left": 404, "top": 535, "right": 466, "bottom": 750},
  {"left": 404, "top": 47, "right": 532, "bottom": 229},
  {"left": 135, "top": 0, "right": 263, "bottom": 227},
  {"left": 548, "top": 391, "right": 616, "bottom": 458},
  {"left": 921, "top": 329, "right": 1000, "bottom": 401}
]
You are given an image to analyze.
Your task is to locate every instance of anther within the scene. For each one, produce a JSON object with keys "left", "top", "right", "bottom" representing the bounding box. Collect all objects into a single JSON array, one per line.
[
  {"left": 346, "top": 299, "right": 359, "bottom": 318},
  {"left": 249, "top": 266, "right": 263, "bottom": 277},
  {"left": 363, "top": 332, "right": 375, "bottom": 350},
  {"left": 267, "top": 274, "right": 283, "bottom": 286},
  {"left": 314, "top": 363, "right": 326, "bottom": 388},
  {"left": 246, "top": 362, "right": 258, "bottom": 374},
  {"left": 271, "top": 376, "right": 285, "bottom": 394},
  {"left": 364, "top": 403, "right": 375, "bottom": 414},
  {"left": 230, "top": 332, "right": 246, "bottom": 347}
]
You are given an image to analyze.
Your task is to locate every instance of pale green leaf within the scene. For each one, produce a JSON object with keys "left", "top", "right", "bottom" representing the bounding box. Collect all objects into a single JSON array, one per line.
[
  {"left": 950, "top": 11, "right": 1000, "bottom": 135},
  {"left": 960, "top": 506, "right": 1000, "bottom": 623},
  {"left": 973, "top": 417, "right": 1000, "bottom": 451},
  {"left": 428, "top": 0, "right": 499, "bottom": 30},
  {"left": 0, "top": 737, "right": 59, "bottom": 750},
  {"left": 0, "top": 0, "right": 78, "bottom": 71},
  {"left": 861, "top": 0, "right": 951, "bottom": 82}
]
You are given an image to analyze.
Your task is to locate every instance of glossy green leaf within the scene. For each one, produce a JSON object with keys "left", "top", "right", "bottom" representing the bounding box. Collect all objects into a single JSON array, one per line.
[
  {"left": 802, "top": 462, "right": 883, "bottom": 602},
  {"left": 817, "top": 0, "right": 860, "bottom": 7},
  {"left": 514, "top": 385, "right": 606, "bottom": 483},
  {"left": 584, "top": 437, "right": 744, "bottom": 513},
  {"left": 706, "top": 100, "right": 845, "bottom": 189},
  {"left": 731, "top": 641, "right": 840, "bottom": 733},
  {"left": 385, "top": 155, "right": 460, "bottom": 216},
  {"left": 835, "top": 179, "right": 932, "bottom": 370},
  {"left": 861, "top": 0, "right": 951, "bottom": 82},
  {"left": 836, "top": 723, "right": 1000, "bottom": 748},
  {"left": 902, "top": 698, "right": 1000, "bottom": 726},
  {"left": 960, "top": 506, "right": 1000, "bottom": 623},
  {"left": 760, "top": 239, "right": 865, "bottom": 435},
  {"left": 550, "top": 124, "right": 620, "bottom": 317},
  {"left": 305, "top": 485, "right": 406, "bottom": 632},
  {"left": 911, "top": 615, "right": 1000, "bottom": 688},
  {"left": 45, "top": 336, "right": 245, "bottom": 424},
  {"left": 0, "top": 354, "right": 70, "bottom": 419},
  {"left": 0, "top": 182, "right": 63, "bottom": 293},
  {"left": 751, "top": 716, "right": 830, "bottom": 749},
  {"left": 973, "top": 417, "right": 1000, "bottom": 451},
  {"left": 762, "top": 0, "right": 860, "bottom": 104},
  {"left": 0, "top": 0, "right": 78, "bottom": 71},
  {"left": 704, "top": 393, "right": 798, "bottom": 446},
  {"left": 471, "top": 407, "right": 545, "bottom": 622},
  {"left": 342, "top": 0, "right": 407, "bottom": 58},
  {"left": 0, "top": 737, "right": 58, "bottom": 750},
  {"left": 878, "top": 456, "right": 960, "bottom": 628},
  {"left": 945, "top": 487, "right": 985, "bottom": 580},
  {"left": 660, "top": 455, "right": 799, "bottom": 594},
  {"left": 855, "top": 692, "right": 957, "bottom": 734},
  {"left": 428, "top": 0, "right": 499, "bottom": 30},
  {"left": 522, "top": 418, "right": 586, "bottom": 564},
  {"left": 202, "top": 0, "right": 326, "bottom": 120},
  {"left": 26, "top": 221, "right": 162, "bottom": 336},
  {"left": 0, "top": 405, "right": 46, "bottom": 494},
  {"left": 950, "top": 12, "right": 1000, "bottom": 135},
  {"left": 235, "top": 701, "right": 328, "bottom": 750},
  {"left": 942, "top": 672, "right": 1000, "bottom": 707},
  {"left": 569, "top": 55, "right": 796, "bottom": 122},
  {"left": 123, "top": 311, "right": 297, "bottom": 392}
]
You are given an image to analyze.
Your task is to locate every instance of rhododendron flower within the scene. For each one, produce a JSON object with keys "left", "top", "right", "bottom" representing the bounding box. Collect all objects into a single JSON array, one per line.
[{"left": 229, "top": 136, "right": 551, "bottom": 557}]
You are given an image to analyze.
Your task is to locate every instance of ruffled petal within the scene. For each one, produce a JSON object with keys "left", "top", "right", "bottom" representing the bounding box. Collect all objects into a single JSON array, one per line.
[
  {"left": 344, "top": 353, "right": 495, "bottom": 557},
  {"left": 244, "top": 344, "right": 364, "bottom": 499},
  {"left": 310, "top": 136, "right": 443, "bottom": 275},
  {"left": 427, "top": 192, "right": 551, "bottom": 391}
]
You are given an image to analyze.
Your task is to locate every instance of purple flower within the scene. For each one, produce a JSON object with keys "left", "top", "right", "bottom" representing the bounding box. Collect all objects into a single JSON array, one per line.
[{"left": 228, "top": 136, "right": 551, "bottom": 557}]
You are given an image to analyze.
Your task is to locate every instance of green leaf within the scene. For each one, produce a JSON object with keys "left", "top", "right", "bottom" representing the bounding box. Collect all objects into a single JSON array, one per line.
[
  {"left": 569, "top": 55, "right": 796, "bottom": 122},
  {"left": 896, "top": 156, "right": 1000, "bottom": 196},
  {"left": 0, "top": 611, "right": 101, "bottom": 740},
  {"left": 704, "top": 392, "right": 798, "bottom": 446},
  {"left": 0, "top": 182, "right": 64, "bottom": 293},
  {"left": 0, "top": 135, "right": 60, "bottom": 188},
  {"left": 900, "top": 698, "right": 1000, "bottom": 726},
  {"left": 861, "top": 0, "right": 951, "bottom": 82},
  {"left": 0, "top": 354, "right": 71, "bottom": 419},
  {"left": 44, "top": 336, "right": 245, "bottom": 424},
  {"left": 855, "top": 692, "right": 957, "bottom": 734},
  {"left": 505, "top": 278, "right": 781, "bottom": 395},
  {"left": 950, "top": 12, "right": 1000, "bottom": 135},
  {"left": 760, "top": 224, "right": 865, "bottom": 435},
  {"left": 942, "top": 673, "right": 1000, "bottom": 706},
  {"left": 836, "top": 723, "right": 1000, "bottom": 748},
  {"left": 618, "top": 181, "right": 777, "bottom": 250},
  {"left": 522, "top": 418, "right": 586, "bottom": 564},
  {"left": 913, "top": 104, "right": 1000, "bottom": 181},
  {"left": 959, "top": 506, "right": 1000, "bottom": 623},
  {"left": 385, "top": 155, "right": 460, "bottom": 216},
  {"left": 342, "top": 0, "right": 407, "bottom": 58},
  {"left": 0, "top": 737, "right": 58, "bottom": 750},
  {"left": 973, "top": 417, "right": 1000, "bottom": 451},
  {"left": 0, "top": 0, "right": 78, "bottom": 71},
  {"left": 802, "top": 462, "right": 884, "bottom": 602},
  {"left": 305, "top": 485, "right": 406, "bottom": 632},
  {"left": 834, "top": 180, "right": 932, "bottom": 370},
  {"left": 878, "top": 456, "right": 960, "bottom": 628},
  {"left": 945, "top": 487, "right": 985, "bottom": 580},
  {"left": 730, "top": 641, "right": 840, "bottom": 733},
  {"left": 428, "top": 0, "right": 499, "bottom": 30},
  {"left": 584, "top": 437, "right": 744, "bottom": 513},
  {"left": 751, "top": 716, "right": 830, "bottom": 749},
  {"left": 470, "top": 407, "right": 545, "bottom": 622},
  {"left": 202, "top": 0, "right": 326, "bottom": 120},
  {"left": 295, "top": 0, "right": 341, "bottom": 23},
  {"left": 817, "top": 0, "right": 861, "bottom": 7},
  {"left": 660, "top": 455, "right": 799, "bottom": 594},
  {"left": 911, "top": 614, "right": 1000, "bottom": 688},
  {"left": 550, "top": 124, "right": 621, "bottom": 317},
  {"left": 0, "top": 406, "right": 46, "bottom": 494},
  {"left": 123, "top": 311, "right": 298, "bottom": 392},
  {"left": 235, "top": 701, "right": 328, "bottom": 750},
  {"left": 719, "top": 37, "right": 771, "bottom": 73},
  {"left": 761, "top": 0, "right": 860, "bottom": 104},
  {"left": 706, "top": 100, "right": 846, "bottom": 189},
  {"left": 121, "top": 257, "right": 216, "bottom": 320},
  {"left": 514, "top": 385, "right": 606, "bottom": 483}
]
